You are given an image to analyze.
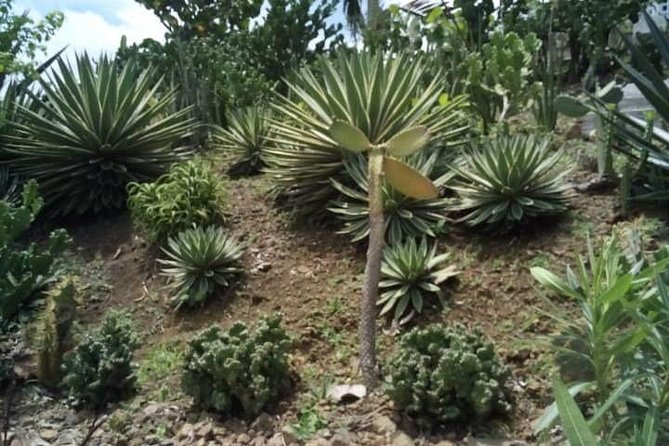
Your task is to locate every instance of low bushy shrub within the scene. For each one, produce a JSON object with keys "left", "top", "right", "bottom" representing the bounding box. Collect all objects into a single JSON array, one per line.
[
  {"left": 158, "top": 225, "right": 244, "bottom": 309},
  {"left": 62, "top": 311, "right": 138, "bottom": 408},
  {"left": 0, "top": 180, "right": 69, "bottom": 328},
  {"left": 181, "top": 314, "right": 292, "bottom": 417},
  {"left": 127, "top": 158, "right": 227, "bottom": 242},
  {"left": 386, "top": 323, "right": 511, "bottom": 426}
]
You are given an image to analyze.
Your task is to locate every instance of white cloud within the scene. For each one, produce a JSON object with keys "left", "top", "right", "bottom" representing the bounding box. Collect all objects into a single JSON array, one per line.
[{"left": 43, "top": 1, "right": 165, "bottom": 59}]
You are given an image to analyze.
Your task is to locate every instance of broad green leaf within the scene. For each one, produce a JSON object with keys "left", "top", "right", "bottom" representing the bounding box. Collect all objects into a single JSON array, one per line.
[
  {"left": 553, "top": 376, "right": 599, "bottom": 446},
  {"left": 385, "top": 126, "right": 430, "bottom": 156},
  {"left": 329, "top": 120, "right": 371, "bottom": 152},
  {"left": 535, "top": 381, "right": 593, "bottom": 433},
  {"left": 530, "top": 267, "right": 583, "bottom": 300},
  {"left": 383, "top": 156, "right": 438, "bottom": 199},
  {"left": 555, "top": 95, "right": 590, "bottom": 118}
]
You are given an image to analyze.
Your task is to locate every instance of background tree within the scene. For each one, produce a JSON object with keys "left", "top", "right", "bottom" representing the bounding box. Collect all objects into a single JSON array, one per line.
[{"left": 0, "top": 0, "right": 63, "bottom": 89}]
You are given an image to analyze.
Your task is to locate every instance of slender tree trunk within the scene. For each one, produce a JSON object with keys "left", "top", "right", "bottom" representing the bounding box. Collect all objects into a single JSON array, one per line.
[
  {"left": 367, "top": 0, "right": 380, "bottom": 28},
  {"left": 360, "top": 148, "right": 384, "bottom": 388}
]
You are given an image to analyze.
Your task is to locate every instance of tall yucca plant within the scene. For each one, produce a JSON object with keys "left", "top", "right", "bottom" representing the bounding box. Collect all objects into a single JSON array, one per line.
[
  {"left": 3, "top": 54, "right": 195, "bottom": 216},
  {"left": 268, "top": 51, "right": 469, "bottom": 220},
  {"left": 273, "top": 50, "right": 468, "bottom": 387}
]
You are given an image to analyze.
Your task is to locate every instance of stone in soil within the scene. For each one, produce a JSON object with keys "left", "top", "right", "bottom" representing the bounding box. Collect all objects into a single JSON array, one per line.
[{"left": 40, "top": 429, "right": 59, "bottom": 441}]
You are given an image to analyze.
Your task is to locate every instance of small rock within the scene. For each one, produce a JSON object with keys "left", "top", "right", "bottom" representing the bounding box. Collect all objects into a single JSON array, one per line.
[
  {"left": 250, "top": 437, "right": 267, "bottom": 446},
  {"left": 326, "top": 384, "right": 366, "bottom": 404},
  {"left": 159, "top": 440, "right": 176, "bottom": 446},
  {"left": 391, "top": 432, "right": 414, "bottom": 446},
  {"left": 143, "top": 404, "right": 162, "bottom": 417},
  {"left": 330, "top": 429, "right": 356, "bottom": 446},
  {"left": 433, "top": 442, "right": 457, "bottom": 446},
  {"left": 145, "top": 434, "right": 160, "bottom": 445},
  {"left": 178, "top": 423, "right": 195, "bottom": 439},
  {"left": 267, "top": 434, "right": 284, "bottom": 446},
  {"left": 371, "top": 415, "right": 396, "bottom": 435},
  {"left": 306, "top": 439, "right": 329, "bottom": 446},
  {"left": 251, "top": 413, "right": 274, "bottom": 434},
  {"left": 280, "top": 426, "right": 299, "bottom": 445},
  {"left": 40, "top": 429, "right": 59, "bottom": 441},
  {"left": 237, "top": 433, "right": 251, "bottom": 443},
  {"left": 195, "top": 421, "right": 213, "bottom": 440},
  {"left": 256, "top": 262, "right": 272, "bottom": 272}
]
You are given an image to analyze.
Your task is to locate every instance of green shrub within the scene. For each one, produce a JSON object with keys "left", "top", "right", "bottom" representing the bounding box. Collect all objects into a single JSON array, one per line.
[
  {"left": 62, "top": 310, "right": 138, "bottom": 409},
  {"left": 378, "top": 238, "right": 458, "bottom": 324},
  {"left": 386, "top": 323, "right": 511, "bottom": 425},
  {"left": 0, "top": 180, "right": 69, "bottom": 328},
  {"left": 4, "top": 54, "right": 195, "bottom": 216},
  {"left": 329, "top": 152, "right": 451, "bottom": 243},
  {"left": 450, "top": 134, "right": 570, "bottom": 230},
  {"left": 214, "top": 106, "right": 273, "bottom": 177},
  {"left": 181, "top": 314, "right": 292, "bottom": 417},
  {"left": 127, "top": 159, "right": 227, "bottom": 242},
  {"left": 158, "top": 225, "right": 244, "bottom": 309}
]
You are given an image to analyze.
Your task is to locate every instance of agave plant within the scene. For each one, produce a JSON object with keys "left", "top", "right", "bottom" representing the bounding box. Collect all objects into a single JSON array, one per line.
[
  {"left": 3, "top": 54, "right": 195, "bottom": 216},
  {"left": 158, "top": 226, "right": 244, "bottom": 309},
  {"left": 378, "top": 237, "right": 458, "bottom": 325},
  {"left": 329, "top": 151, "right": 450, "bottom": 243},
  {"left": 267, "top": 50, "right": 469, "bottom": 220},
  {"left": 214, "top": 106, "right": 273, "bottom": 177},
  {"left": 449, "top": 134, "right": 571, "bottom": 230}
]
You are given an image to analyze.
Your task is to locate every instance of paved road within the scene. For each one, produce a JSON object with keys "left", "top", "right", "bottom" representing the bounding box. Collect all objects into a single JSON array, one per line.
[{"left": 582, "top": 83, "right": 657, "bottom": 133}]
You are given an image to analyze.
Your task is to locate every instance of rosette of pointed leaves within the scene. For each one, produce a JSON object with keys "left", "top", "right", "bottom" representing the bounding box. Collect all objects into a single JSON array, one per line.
[
  {"left": 329, "top": 152, "right": 451, "bottom": 243},
  {"left": 386, "top": 323, "right": 511, "bottom": 425},
  {"left": 214, "top": 106, "right": 273, "bottom": 177},
  {"left": 450, "top": 134, "right": 571, "bottom": 230},
  {"left": 4, "top": 54, "right": 195, "bottom": 216},
  {"left": 158, "top": 226, "right": 244, "bottom": 309},
  {"left": 267, "top": 50, "right": 469, "bottom": 219},
  {"left": 378, "top": 237, "right": 458, "bottom": 324}
]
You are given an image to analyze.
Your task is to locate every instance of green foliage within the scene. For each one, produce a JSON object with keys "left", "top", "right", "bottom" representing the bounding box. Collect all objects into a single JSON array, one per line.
[
  {"left": 267, "top": 50, "right": 469, "bottom": 219},
  {"left": 127, "top": 159, "right": 227, "bottom": 242},
  {"left": 215, "top": 106, "right": 273, "bottom": 177},
  {"left": 532, "top": 230, "right": 669, "bottom": 442},
  {"left": 35, "top": 276, "right": 78, "bottom": 388},
  {"left": 0, "top": 180, "right": 69, "bottom": 327},
  {"left": 386, "top": 323, "right": 511, "bottom": 425},
  {"left": 465, "top": 31, "right": 541, "bottom": 127},
  {"left": 132, "top": 0, "right": 341, "bottom": 131},
  {"left": 158, "top": 226, "right": 244, "bottom": 309},
  {"left": 4, "top": 54, "right": 195, "bottom": 216},
  {"left": 378, "top": 238, "right": 458, "bottom": 324},
  {"left": 0, "top": 0, "right": 63, "bottom": 89},
  {"left": 181, "top": 314, "right": 292, "bottom": 417},
  {"left": 450, "top": 134, "right": 571, "bottom": 230},
  {"left": 62, "top": 311, "right": 138, "bottom": 409},
  {"left": 329, "top": 152, "right": 451, "bottom": 243},
  {"left": 0, "top": 166, "right": 20, "bottom": 204}
]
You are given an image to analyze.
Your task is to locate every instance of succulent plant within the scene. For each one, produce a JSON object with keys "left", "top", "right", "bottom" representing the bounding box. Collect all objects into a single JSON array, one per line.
[
  {"left": 215, "top": 106, "right": 273, "bottom": 177},
  {"left": 386, "top": 323, "right": 511, "bottom": 425},
  {"left": 378, "top": 237, "right": 458, "bottom": 324},
  {"left": 329, "top": 151, "right": 451, "bottom": 243},
  {"left": 62, "top": 311, "right": 138, "bottom": 409},
  {"left": 449, "top": 134, "right": 571, "bottom": 230},
  {"left": 181, "top": 314, "right": 292, "bottom": 417},
  {"left": 266, "top": 50, "right": 469, "bottom": 220},
  {"left": 4, "top": 54, "right": 195, "bottom": 216},
  {"left": 158, "top": 226, "right": 244, "bottom": 309}
]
